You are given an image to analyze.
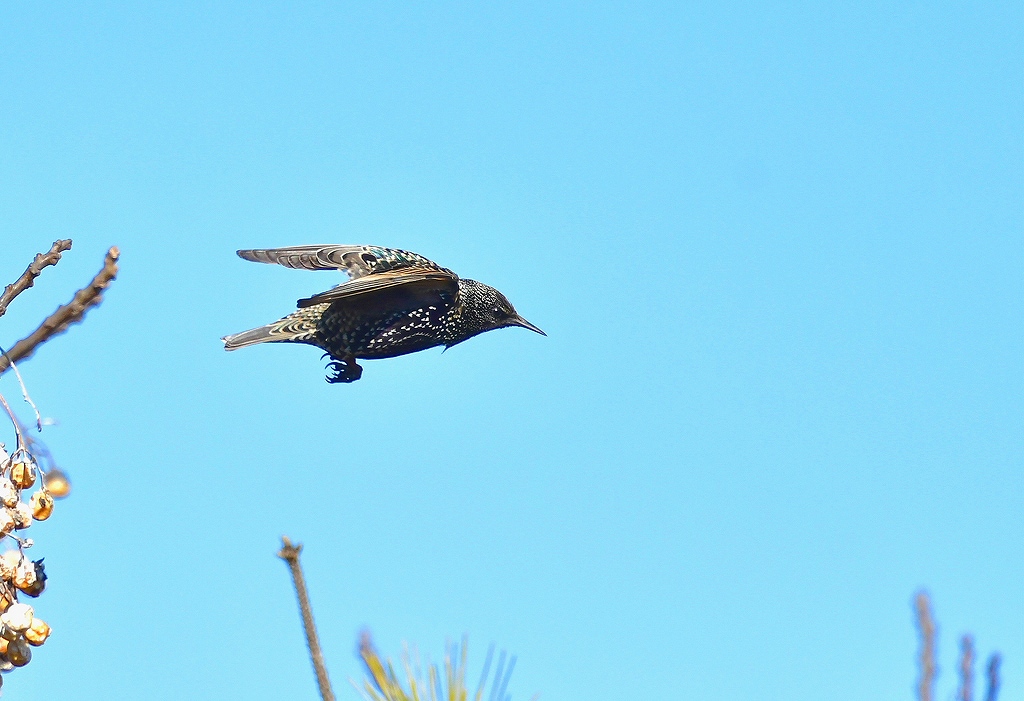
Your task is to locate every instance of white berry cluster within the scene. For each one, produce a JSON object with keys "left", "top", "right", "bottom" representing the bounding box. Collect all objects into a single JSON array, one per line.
[{"left": 0, "top": 443, "right": 69, "bottom": 685}]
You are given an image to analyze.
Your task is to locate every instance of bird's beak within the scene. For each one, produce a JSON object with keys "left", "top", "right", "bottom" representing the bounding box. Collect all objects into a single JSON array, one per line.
[{"left": 510, "top": 315, "right": 546, "bottom": 336}]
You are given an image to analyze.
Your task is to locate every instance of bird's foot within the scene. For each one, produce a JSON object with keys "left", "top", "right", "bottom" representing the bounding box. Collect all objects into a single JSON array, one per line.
[{"left": 325, "top": 356, "right": 363, "bottom": 384}]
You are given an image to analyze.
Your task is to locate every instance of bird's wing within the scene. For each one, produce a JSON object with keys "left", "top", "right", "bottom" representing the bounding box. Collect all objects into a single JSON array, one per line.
[
  {"left": 297, "top": 267, "right": 459, "bottom": 308},
  {"left": 237, "top": 245, "right": 448, "bottom": 280}
]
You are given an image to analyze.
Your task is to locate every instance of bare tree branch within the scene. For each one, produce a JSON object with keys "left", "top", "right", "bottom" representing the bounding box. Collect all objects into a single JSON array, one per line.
[
  {"left": 0, "top": 247, "right": 119, "bottom": 377},
  {"left": 959, "top": 635, "right": 975, "bottom": 701},
  {"left": 0, "top": 240, "right": 73, "bottom": 320},
  {"left": 278, "top": 536, "right": 335, "bottom": 701},
  {"left": 915, "top": 591, "right": 937, "bottom": 701},
  {"left": 984, "top": 654, "right": 1001, "bottom": 701}
]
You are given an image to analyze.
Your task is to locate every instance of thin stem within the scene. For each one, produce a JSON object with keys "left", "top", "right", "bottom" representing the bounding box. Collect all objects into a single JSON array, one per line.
[
  {"left": 278, "top": 536, "right": 336, "bottom": 701},
  {"left": 0, "top": 392, "right": 26, "bottom": 451},
  {"left": 915, "top": 591, "right": 936, "bottom": 701},
  {"left": 984, "top": 654, "right": 1001, "bottom": 701},
  {"left": 0, "top": 347, "right": 41, "bottom": 431},
  {"left": 958, "top": 635, "right": 974, "bottom": 701}
]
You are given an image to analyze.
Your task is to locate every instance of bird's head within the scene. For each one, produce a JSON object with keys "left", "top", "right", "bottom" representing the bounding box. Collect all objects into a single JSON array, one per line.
[{"left": 460, "top": 279, "right": 546, "bottom": 337}]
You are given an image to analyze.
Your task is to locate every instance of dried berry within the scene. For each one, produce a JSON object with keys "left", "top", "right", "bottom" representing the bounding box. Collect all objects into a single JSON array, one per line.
[
  {"left": 12, "top": 502, "right": 32, "bottom": 530},
  {"left": 0, "top": 511, "right": 14, "bottom": 537},
  {"left": 18, "top": 561, "right": 45, "bottom": 598},
  {"left": 29, "top": 491, "right": 53, "bottom": 521},
  {"left": 0, "top": 603, "right": 33, "bottom": 633},
  {"left": 24, "top": 618, "right": 49, "bottom": 646},
  {"left": 0, "top": 551, "right": 20, "bottom": 574},
  {"left": 0, "top": 553, "right": 15, "bottom": 582},
  {"left": 10, "top": 462, "right": 35, "bottom": 490},
  {"left": 6, "top": 637, "right": 30, "bottom": 666},
  {"left": 0, "top": 584, "right": 16, "bottom": 612},
  {"left": 13, "top": 560, "right": 35, "bottom": 591},
  {"left": 42, "top": 468, "right": 71, "bottom": 499},
  {"left": 0, "top": 479, "right": 17, "bottom": 509}
]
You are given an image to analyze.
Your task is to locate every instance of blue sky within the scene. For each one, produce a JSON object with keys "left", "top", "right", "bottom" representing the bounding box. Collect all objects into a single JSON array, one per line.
[{"left": 0, "top": 2, "right": 1020, "bottom": 699}]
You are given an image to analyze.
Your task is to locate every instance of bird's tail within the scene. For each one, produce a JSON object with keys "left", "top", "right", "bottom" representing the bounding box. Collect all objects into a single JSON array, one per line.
[{"left": 222, "top": 310, "right": 320, "bottom": 351}]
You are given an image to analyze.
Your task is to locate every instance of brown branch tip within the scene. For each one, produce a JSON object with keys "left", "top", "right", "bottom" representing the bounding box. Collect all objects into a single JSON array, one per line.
[
  {"left": 278, "top": 536, "right": 303, "bottom": 561},
  {"left": 959, "top": 634, "right": 975, "bottom": 701},
  {"left": 0, "top": 240, "right": 73, "bottom": 320},
  {"left": 986, "top": 654, "right": 1002, "bottom": 701},
  {"left": 0, "top": 246, "right": 120, "bottom": 376},
  {"left": 915, "top": 591, "right": 937, "bottom": 701}
]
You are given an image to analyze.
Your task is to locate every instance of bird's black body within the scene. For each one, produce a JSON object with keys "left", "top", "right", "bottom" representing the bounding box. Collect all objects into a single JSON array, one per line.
[{"left": 223, "top": 245, "right": 544, "bottom": 383}]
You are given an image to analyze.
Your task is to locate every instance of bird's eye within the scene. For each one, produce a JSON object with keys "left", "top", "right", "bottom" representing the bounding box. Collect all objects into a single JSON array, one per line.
[{"left": 494, "top": 307, "right": 501, "bottom": 314}]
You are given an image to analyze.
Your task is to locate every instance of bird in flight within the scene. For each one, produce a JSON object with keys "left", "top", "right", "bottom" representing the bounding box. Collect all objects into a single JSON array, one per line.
[{"left": 223, "top": 244, "right": 545, "bottom": 383}]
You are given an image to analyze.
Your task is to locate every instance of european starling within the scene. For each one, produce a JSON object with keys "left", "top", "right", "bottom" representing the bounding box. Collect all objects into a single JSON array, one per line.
[{"left": 222, "top": 245, "right": 545, "bottom": 383}]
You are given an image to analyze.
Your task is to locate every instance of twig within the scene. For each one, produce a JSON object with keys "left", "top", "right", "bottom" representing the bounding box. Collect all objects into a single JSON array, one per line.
[
  {"left": 278, "top": 536, "right": 335, "bottom": 701},
  {"left": 959, "top": 635, "right": 974, "bottom": 701},
  {"left": 0, "top": 240, "right": 73, "bottom": 320},
  {"left": 0, "top": 347, "right": 42, "bottom": 431},
  {"left": 915, "top": 591, "right": 937, "bottom": 701},
  {"left": 0, "top": 392, "right": 26, "bottom": 451},
  {"left": 984, "top": 654, "right": 1001, "bottom": 701},
  {"left": 0, "top": 247, "right": 119, "bottom": 377}
]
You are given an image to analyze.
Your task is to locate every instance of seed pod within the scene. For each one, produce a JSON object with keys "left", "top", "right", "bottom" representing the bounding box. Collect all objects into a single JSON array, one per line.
[
  {"left": 10, "top": 462, "right": 35, "bottom": 490},
  {"left": 0, "top": 603, "right": 33, "bottom": 633},
  {"left": 0, "top": 624, "right": 16, "bottom": 641},
  {"left": 42, "top": 468, "right": 71, "bottom": 499},
  {"left": 0, "top": 511, "right": 14, "bottom": 537},
  {"left": 24, "top": 618, "right": 49, "bottom": 646},
  {"left": 0, "top": 479, "right": 17, "bottom": 509},
  {"left": 6, "top": 637, "right": 30, "bottom": 666},
  {"left": 29, "top": 491, "right": 53, "bottom": 521},
  {"left": 11, "top": 503, "right": 31, "bottom": 530}
]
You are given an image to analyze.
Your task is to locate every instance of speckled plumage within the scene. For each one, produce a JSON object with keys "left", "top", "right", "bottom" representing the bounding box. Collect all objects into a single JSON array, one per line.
[{"left": 223, "top": 245, "right": 544, "bottom": 383}]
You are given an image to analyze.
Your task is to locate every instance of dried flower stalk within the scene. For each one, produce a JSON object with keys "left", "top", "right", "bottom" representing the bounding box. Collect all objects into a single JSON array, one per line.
[{"left": 278, "top": 536, "right": 335, "bottom": 701}]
